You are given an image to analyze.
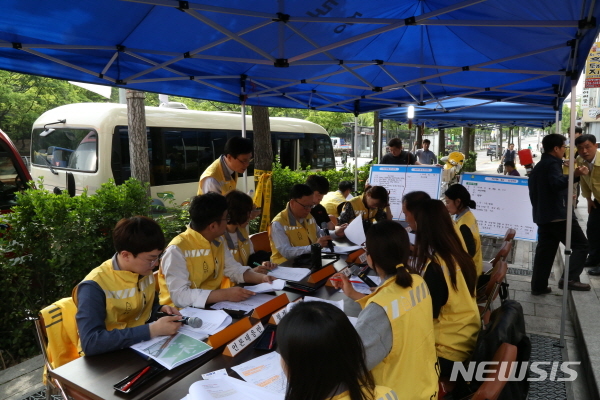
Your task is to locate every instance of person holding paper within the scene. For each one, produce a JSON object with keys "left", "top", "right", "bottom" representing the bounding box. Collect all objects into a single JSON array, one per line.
[
  {"left": 321, "top": 180, "right": 353, "bottom": 217},
  {"left": 411, "top": 199, "right": 480, "bottom": 379},
  {"left": 74, "top": 217, "right": 182, "bottom": 356},
  {"left": 330, "top": 220, "right": 438, "bottom": 397},
  {"left": 444, "top": 184, "right": 483, "bottom": 276},
  {"left": 338, "top": 186, "right": 392, "bottom": 232},
  {"left": 159, "top": 193, "right": 273, "bottom": 309},
  {"left": 269, "top": 184, "right": 345, "bottom": 264},
  {"left": 278, "top": 301, "right": 398, "bottom": 400}
]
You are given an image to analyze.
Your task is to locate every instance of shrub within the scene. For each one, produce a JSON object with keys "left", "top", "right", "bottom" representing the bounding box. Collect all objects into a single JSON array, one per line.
[{"left": 462, "top": 151, "right": 478, "bottom": 173}]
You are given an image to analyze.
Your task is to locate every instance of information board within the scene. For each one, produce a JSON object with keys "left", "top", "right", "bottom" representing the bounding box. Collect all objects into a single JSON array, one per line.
[
  {"left": 369, "top": 164, "right": 442, "bottom": 220},
  {"left": 459, "top": 173, "right": 537, "bottom": 241}
]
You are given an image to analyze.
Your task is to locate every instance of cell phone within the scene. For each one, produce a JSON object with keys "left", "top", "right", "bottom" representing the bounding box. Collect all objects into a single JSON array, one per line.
[
  {"left": 350, "top": 265, "right": 378, "bottom": 288},
  {"left": 254, "top": 324, "right": 277, "bottom": 351}
]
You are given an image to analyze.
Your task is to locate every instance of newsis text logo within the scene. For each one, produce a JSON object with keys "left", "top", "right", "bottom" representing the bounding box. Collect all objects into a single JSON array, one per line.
[{"left": 450, "top": 361, "right": 580, "bottom": 382}]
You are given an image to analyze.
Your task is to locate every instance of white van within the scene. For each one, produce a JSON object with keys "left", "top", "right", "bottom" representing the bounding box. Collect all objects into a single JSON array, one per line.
[{"left": 31, "top": 103, "right": 335, "bottom": 204}]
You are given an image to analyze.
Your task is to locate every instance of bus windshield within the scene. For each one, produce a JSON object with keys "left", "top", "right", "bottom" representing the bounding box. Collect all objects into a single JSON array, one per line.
[{"left": 31, "top": 128, "right": 98, "bottom": 172}]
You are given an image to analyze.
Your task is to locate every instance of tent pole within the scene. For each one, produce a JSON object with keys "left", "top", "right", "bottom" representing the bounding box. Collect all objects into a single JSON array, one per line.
[
  {"left": 555, "top": 110, "right": 560, "bottom": 134},
  {"left": 378, "top": 120, "right": 383, "bottom": 162},
  {"left": 354, "top": 115, "right": 359, "bottom": 191},
  {"left": 241, "top": 101, "right": 248, "bottom": 193},
  {"left": 560, "top": 80, "right": 577, "bottom": 347}
]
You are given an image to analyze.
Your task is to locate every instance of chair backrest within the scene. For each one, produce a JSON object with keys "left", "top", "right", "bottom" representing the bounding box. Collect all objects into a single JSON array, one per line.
[
  {"left": 472, "top": 343, "right": 518, "bottom": 400},
  {"left": 503, "top": 228, "right": 516, "bottom": 242},
  {"left": 486, "top": 260, "right": 508, "bottom": 300},
  {"left": 490, "top": 241, "right": 512, "bottom": 267},
  {"left": 250, "top": 231, "right": 271, "bottom": 253}
]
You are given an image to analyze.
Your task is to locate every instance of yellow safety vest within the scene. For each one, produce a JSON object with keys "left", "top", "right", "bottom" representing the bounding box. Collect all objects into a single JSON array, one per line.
[
  {"left": 456, "top": 209, "right": 483, "bottom": 276},
  {"left": 221, "top": 227, "right": 252, "bottom": 289},
  {"left": 330, "top": 386, "right": 399, "bottom": 400},
  {"left": 197, "top": 156, "right": 237, "bottom": 195},
  {"left": 321, "top": 190, "right": 347, "bottom": 217},
  {"left": 357, "top": 275, "right": 439, "bottom": 398},
  {"left": 74, "top": 259, "right": 155, "bottom": 332},
  {"left": 158, "top": 227, "right": 226, "bottom": 307},
  {"left": 347, "top": 195, "right": 379, "bottom": 222},
  {"left": 423, "top": 259, "right": 480, "bottom": 362},
  {"left": 40, "top": 297, "right": 80, "bottom": 379},
  {"left": 269, "top": 203, "right": 318, "bottom": 264}
]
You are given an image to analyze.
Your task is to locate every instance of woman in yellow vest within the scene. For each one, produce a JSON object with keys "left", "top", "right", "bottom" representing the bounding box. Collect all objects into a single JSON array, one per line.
[
  {"left": 321, "top": 180, "right": 354, "bottom": 217},
  {"left": 277, "top": 301, "right": 398, "bottom": 400},
  {"left": 74, "top": 217, "right": 182, "bottom": 356},
  {"left": 338, "top": 185, "right": 392, "bottom": 229},
  {"left": 411, "top": 199, "right": 480, "bottom": 379},
  {"left": 331, "top": 220, "right": 439, "bottom": 398},
  {"left": 221, "top": 190, "right": 277, "bottom": 288},
  {"left": 444, "top": 184, "right": 483, "bottom": 276}
]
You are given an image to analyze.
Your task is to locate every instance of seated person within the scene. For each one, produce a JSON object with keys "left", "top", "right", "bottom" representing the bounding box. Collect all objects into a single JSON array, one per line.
[
  {"left": 159, "top": 193, "right": 272, "bottom": 309},
  {"left": 270, "top": 184, "right": 344, "bottom": 264},
  {"left": 278, "top": 301, "right": 397, "bottom": 400},
  {"left": 338, "top": 185, "right": 392, "bottom": 230},
  {"left": 306, "top": 174, "right": 334, "bottom": 229},
  {"left": 74, "top": 216, "right": 182, "bottom": 356},
  {"left": 221, "top": 190, "right": 277, "bottom": 288},
  {"left": 321, "top": 180, "right": 353, "bottom": 217},
  {"left": 445, "top": 184, "right": 483, "bottom": 276},
  {"left": 331, "top": 221, "right": 438, "bottom": 397}
]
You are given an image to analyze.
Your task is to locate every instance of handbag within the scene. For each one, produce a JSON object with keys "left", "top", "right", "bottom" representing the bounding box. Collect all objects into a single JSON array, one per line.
[{"left": 497, "top": 164, "right": 504, "bottom": 173}]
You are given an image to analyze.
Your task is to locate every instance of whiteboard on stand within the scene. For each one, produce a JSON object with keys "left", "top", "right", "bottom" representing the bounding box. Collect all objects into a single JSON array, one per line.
[
  {"left": 459, "top": 173, "right": 537, "bottom": 241},
  {"left": 369, "top": 165, "right": 443, "bottom": 220}
]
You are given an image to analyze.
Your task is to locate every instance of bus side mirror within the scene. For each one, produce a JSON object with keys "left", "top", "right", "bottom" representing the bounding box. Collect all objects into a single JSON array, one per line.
[{"left": 67, "top": 172, "right": 76, "bottom": 197}]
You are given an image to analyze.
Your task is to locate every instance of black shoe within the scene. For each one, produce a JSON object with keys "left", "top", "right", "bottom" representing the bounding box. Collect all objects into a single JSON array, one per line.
[
  {"left": 588, "top": 268, "right": 600, "bottom": 276},
  {"left": 559, "top": 279, "right": 591, "bottom": 291},
  {"left": 531, "top": 287, "right": 552, "bottom": 296}
]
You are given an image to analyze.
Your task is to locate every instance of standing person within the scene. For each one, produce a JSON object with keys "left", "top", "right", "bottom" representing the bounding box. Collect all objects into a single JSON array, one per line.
[
  {"left": 528, "top": 133, "right": 590, "bottom": 294},
  {"left": 338, "top": 186, "right": 392, "bottom": 232},
  {"left": 277, "top": 301, "right": 398, "bottom": 400},
  {"left": 74, "top": 217, "right": 182, "bottom": 356},
  {"left": 500, "top": 143, "right": 517, "bottom": 175},
  {"left": 306, "top": 174, "right": 334, "bottom": 229},
  {"left": 575, "top": 134, "right": 600, "bottom": 274},
  {"left": 269, "top": 184, "right": 344, "bottom": 264},
  {"left": 381, "top": 138, "right": 417, "bottom": 165},
  {"left": 504, "top": 161, "right": 521, "bottom": 176},
  {"left": 414, "top": 139, "right": 438, "bottom": 165},
  {"left": 330, "top": 221, "right": 439, "bottom": 398},
  {"left": 158, "top": 193, "right": 273, "bottom": 309},
  {"left": 197, "top": 137, "right": 253, "bottom": 195},
  {"left": 322, "top": 180, "right": 353, "bottom": 217}
]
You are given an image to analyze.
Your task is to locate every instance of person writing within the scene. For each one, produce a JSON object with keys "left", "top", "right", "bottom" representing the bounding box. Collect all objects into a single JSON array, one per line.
[
  {"left": 277, "top": 301, "right": 398, "bottom": 400},
  {"left": 444, "top": 184, "right": 483, "bottom": 276},
  {"left": 321, "top": 180, "right": 353, "bottom": 217},
  {"left": 338, "top": 186, "right": 392, "bottom": 231},
  {"left": 74, "top": 216, "right": 182, "bottom": 356},
  {"left": 330, "top": 220, "right": 438, "bottom": 397},
  {"left": 197, "top": 137, "right": 253, "bottom": 195},
  {"left": 411, "top": 199, "right": 480, "bottom": 379},
  {"left": 270, "top": 184, "right": 344, "bottom": 264},
  {"left": 158, "top": 193, "right": 272, "bottom": 309}
]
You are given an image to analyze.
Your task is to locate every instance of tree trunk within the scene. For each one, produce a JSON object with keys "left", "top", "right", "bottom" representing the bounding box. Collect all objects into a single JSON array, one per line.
[
  {"left": 373, "top": 111, "right": 380, "bottom": 162},
  {"left": 469, "top": 128, "right": 476, "bottom": 152},
  {"left": 438, "top": 128, "right": 446, "bottom": 156},
  {"left": 126, "top": 90, "right": 150, "bottom": 197},
  {"left": 251, "top": 105, "right": 272, "bottom": 173},
  {"left": 416, "top": 123, "right": 423, "bottom": 151},
  {"left": 497, "top": 126, "right": 503, "bottom": 159},
  {"left": 461, "top": 127, "right": 471, "bottom": 155}
]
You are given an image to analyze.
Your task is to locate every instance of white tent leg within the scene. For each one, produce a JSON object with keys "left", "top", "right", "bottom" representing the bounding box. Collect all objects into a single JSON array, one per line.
[
  {"left": 354, "top": 115, "right": 359, "bottom": 191},
  {"left": 241, "top": 102, "right": 248, "bottom": 193}
]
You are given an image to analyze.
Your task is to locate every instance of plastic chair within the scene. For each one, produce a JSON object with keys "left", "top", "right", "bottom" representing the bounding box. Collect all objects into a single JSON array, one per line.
[
  {"left": 250, "top": 231, "right": 271, "bottom": 253},
  {"left": 468, "top": 343, "right": 518, "bottom": 400}
]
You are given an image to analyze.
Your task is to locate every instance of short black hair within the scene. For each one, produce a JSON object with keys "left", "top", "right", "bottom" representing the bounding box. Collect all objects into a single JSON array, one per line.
[
  {"left": 226, "top": 190, "right": 254, "bottom": 226},
  {"left": 575, "top": 134, "right": 597, "bottom": 146},
  {"left": 290, "top": 184, "right": 313, "bottom": 200},
  {"left": 113, "top": 216, "right": 165, "bottom": 256},
  {"left": 444, "top": 183, "right": 476, "bottom": 210},
  {"left": 306, "top": 175, "right": 330, "bottom": 195},
  {"left": 189, "top": 193, "right": 228, "bottom": 231},
  {"left": 542, "top": 133, "right": 566, "bottom": 154},
  {"left": 365, "top": 185, "right": 389, "bottom": 207},
  {"left": 575, "top": 126, "right": 583, "bottom": 134},
  {"left": 401, "top": 191, "right": 431, "bottom": 214},
  {"left": 338, "top": 180, "right": 354, "bottom": 192},
  {"left": 503, "top": 160, "right": 516, "bottom": 169},
  {"left": 224, "top": 137, "right": 253, "bottom": 158},
  {"left": 423, "top": 139, "right": 431, "bottom": 145},
  {"left": 388, "top": 138, "right": 402, "bottom": 149}
]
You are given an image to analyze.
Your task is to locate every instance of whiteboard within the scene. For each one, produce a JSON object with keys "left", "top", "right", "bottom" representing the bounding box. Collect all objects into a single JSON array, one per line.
[
  {"left": 369, "top": 164, "right": 442, "bottom": 220},
  {"left": 459, "top": 173, "right": 537, "bottom": 241}
]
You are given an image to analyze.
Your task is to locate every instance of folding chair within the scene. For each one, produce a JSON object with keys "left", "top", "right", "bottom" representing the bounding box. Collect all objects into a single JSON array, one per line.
[
  {"left": 478, "top": 242, "right": 512, "bottom": 303},
  {"left": 250, "top": 231, "right": 271, "bottom": 252}
]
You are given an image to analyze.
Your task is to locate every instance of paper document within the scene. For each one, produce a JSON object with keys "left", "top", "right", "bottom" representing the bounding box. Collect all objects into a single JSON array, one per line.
[
  {"left": 304, "top": 296, "right": 344, "bottom": 311},
  {"left": 131, "top": 332, "right": 212, "bottom": 370},
  {"left": 202, "top": 368, "right": 228, "bottom": 380},
  {"left": 186, "top": 376, "right": 284, "bottom": 400},
  {"left": 211, "top": 294, "right": 276, "bottom": 313},
  {"left": 344, "top": 215, "right": 366, "bottom": 245},
  {"left": 408, "top": 232, "right": 416, "bottom": 245},
  {"left": 267, "top": 266, "right": 311, "bottom": 282},
  {"left": 231, "top": 352, "right": 288, "bottom": 395},
  {"left": 322, "top": 245, "right": 363, "bottom": 253},
  {"left": 244, "top": 279, "right": 286, "bottom": 293},
  {"left": 178, "top": 308, "right": 232, "bottom": 340}
]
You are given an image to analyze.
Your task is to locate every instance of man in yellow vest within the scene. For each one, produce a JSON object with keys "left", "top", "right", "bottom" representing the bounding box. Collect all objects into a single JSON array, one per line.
[
  {"left": 74, "top": 217, "right": 182, "bottom": 356},
  {"left": 197, "top": 137, "right": 253, "bottom": 195},
  {"left": 159, "top": 193, "right": 273, "bottom": 308},
  {"left": 270, "top": 184, "right": 345, "bottom": 264},
  {"left": 321, "top": 180, "right": 353, "bottom": 217}
]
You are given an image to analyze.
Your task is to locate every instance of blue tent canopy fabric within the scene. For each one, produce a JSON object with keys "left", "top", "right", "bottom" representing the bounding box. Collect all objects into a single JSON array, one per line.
[
  {"left": 0, "top": 0, "right": 598, "bottom": 113},
  {"left": 379, "top": 98, "right": 561, "bottom": 128}
]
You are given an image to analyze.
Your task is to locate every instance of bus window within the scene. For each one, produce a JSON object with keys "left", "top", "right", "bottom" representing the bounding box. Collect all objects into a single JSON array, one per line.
[
  {"left": 32, "top": 128, "right": 98, "bottom": 172},
  {"left": 300, "top": 134, "right": 335, "bottom": 170}
]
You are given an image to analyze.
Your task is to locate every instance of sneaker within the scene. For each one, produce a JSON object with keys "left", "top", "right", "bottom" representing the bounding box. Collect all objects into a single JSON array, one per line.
[{"left": 531, "top": 287, "right": 552, "bottom": 296}]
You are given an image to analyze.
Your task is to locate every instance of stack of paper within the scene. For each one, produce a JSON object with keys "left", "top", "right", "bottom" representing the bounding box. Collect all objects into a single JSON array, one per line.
[
  {"left": 183, "top": 376, "right": 284, "bottom": 400},
  {"left": 243, "top": 279, "right": 286, "bottom": 293},
  {"left": 211, "top": 294, "right": 276, "bottom": 313},
  {"left": 131, "top": 332, "right": 212, "bottom": 370},
  {"left": 178, "top": 308, "right": 232, "bottom": 341},
  {"left": 267, "top": 266, "right": 311, "bottom": 282},
  {"left": 231, "top": 352, "right": 288, "bottom": 395},
  {"left": 322, "top": 245, "right": 363, "bottom": 253}
]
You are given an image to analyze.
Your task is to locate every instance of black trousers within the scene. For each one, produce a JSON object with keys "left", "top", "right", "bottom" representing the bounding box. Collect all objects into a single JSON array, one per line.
[
  {"left": 586, "top": 201, "right": 600, "bottom": 265},
  {"left": 531, "top": 219, "right": 588, "bottom": 292}
]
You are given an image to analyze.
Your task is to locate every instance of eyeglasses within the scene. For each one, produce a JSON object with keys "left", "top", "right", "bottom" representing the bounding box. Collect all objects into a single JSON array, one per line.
[
  {"left": 294, "top": 199, "right": 315, "bottom": 210},
  {"left": 236, "top": 157, "right": 253, "bottom": 165}
]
